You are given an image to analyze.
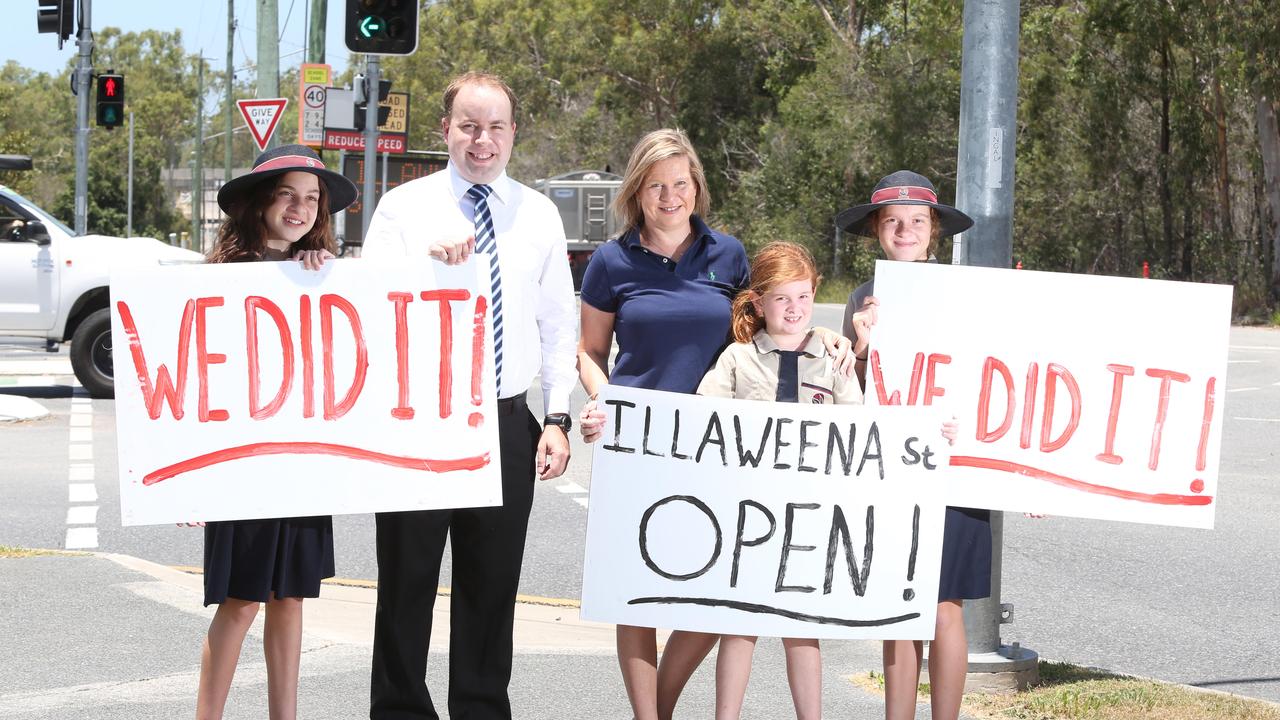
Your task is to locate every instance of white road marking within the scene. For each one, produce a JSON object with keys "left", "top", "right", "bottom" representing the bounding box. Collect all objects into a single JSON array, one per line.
[
  {"left": 1227, "top": 359, "right": 1261, "bottom": 364},
  {"left": 69, "top": 413, "right": 91, "bottom": 426},
  {"left": 574, "top": 497, "right": 589, "bottom": 508},
  {"left": 66, "top": 505, "right": 98, "bottom": 525},
  {"left": 556, "top": 481, "right": 588, "bottom": 494},
  {"left": 68, "top": 443, "right": 92, "bottom": 460},
  {"left": 68, "top": 428, "right": 92, "bottom": 443},
  {"left": 68, "top": 484, "right": 97, "bottom": 502},
  {"left": 69, "top": 464, "right": 94, "bottom": 481},
  {"left": 1226, "top": 387, "right": 1259, "bottom": 393},
  {"left": 1229, "top": 345, "right": 1280, "bottom": 351},
  {"left": 64, "top": 527, "right": 98, "bottom": 549},
  {"left": 1234, "top": 416, "right": 1280, "bottom": 423}
]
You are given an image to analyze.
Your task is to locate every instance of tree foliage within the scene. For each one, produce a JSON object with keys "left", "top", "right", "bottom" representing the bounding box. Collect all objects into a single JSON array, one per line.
[{"left": 2, "top": 1, "right": 1277, "bottom": 311}]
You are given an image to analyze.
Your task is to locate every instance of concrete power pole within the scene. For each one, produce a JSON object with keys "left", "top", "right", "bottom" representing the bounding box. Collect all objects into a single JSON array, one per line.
[
  {"left": 257, "top": 0, "right": 280, "bottom": 149},
  {"left": 72, "top": 0, "right": 93, "bottom": 235},
  {"left": 193, "top": 60, "right": 205, "bottom": 252},
  {"left": 362, "top": 56, "right": 380, "bottom": 241},
  {"left": 307, "top": 0, "right": 327, "bottom": 64},
  {"left": 950, "top": 0, "right": 1038, "bottom": 690},
  {"left": 225, "top": 0, "right": 235, "bottom": 183}
]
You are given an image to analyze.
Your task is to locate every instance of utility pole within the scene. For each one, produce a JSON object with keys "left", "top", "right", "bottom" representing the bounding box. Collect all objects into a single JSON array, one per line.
[
  {"left": 225, "top": 0, "right": 235, "bottom": 183},
  {"left": 950, "top": 0, "right": 1038, "bottom": 690},
  {"left": 73, "top": 0, "right": 93, "bottom": 235},
  {"left": 361, "top": 56, "right": 380, "bottom": 242},
  {"left": 127, "top": 111, "right": 134, "bottom": 237},
  {"left": 257, "top": 0, "right": 280, "bottom": 149},
  {"left": 193, "top": 59, "right": 205, "bottom": 252},
  {"left": 307, "top": 0, "right": 327, "bottom": 64}
]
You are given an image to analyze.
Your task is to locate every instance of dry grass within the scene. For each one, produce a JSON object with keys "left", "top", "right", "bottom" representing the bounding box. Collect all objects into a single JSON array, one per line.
[
  {"left": 849, "top": 661, "right": 1280, "bottom": 720},
  {"left": 0, "top": 545, "right": 80, "bottom": 558}
]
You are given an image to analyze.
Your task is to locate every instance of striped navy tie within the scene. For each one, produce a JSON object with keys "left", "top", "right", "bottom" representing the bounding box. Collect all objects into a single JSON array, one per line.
[{"left": 467, "top": 184, "right": 503, "bottom": 388}]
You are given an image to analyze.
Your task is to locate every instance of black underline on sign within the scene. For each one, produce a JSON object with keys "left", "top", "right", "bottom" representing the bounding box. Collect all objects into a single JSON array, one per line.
[{"left": 626, "top": 596, "right": 920, "bottom": 627}]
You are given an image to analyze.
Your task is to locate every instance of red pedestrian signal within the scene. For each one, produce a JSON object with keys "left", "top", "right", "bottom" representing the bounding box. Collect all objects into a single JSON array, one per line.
[{"left": 95, "top": 72, "right": 125, "bottom": 129}]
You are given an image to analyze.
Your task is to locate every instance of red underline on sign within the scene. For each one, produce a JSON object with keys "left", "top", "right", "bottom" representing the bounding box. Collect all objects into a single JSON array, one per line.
[
  {"left": 142, "top": 443, "right": 490, "bottom": 486},
  {"left": 949, "top": 455, "right": 1213, "bottom": 506}
]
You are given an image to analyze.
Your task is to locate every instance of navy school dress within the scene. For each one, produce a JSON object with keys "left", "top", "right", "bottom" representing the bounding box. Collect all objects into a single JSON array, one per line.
[
  {"left": 202, "top": 246, "right": 336, "bottom": 607},
  {"left": 844, "top": 276, "right": 991, "bottom": 602}
]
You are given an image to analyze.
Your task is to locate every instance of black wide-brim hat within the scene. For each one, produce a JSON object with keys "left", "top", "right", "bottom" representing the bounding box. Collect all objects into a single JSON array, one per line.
[
  {"left": 217, "top": 144, "right": 358, "bottom": 214},
  {"left": 836, "top": 170, "right": 974, "bottom": 239}
]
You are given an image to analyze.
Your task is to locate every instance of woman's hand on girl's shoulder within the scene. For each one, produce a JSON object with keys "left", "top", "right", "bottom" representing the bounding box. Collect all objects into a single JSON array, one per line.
[
  {"left": 579, "top": 397, "right": 608, "bottom": 444},
  {"left": 294, "top": 249, "right": 335, "bottom": 271},
  {"left": 813, "top": 327, "right": 855, "bottom": 377}
]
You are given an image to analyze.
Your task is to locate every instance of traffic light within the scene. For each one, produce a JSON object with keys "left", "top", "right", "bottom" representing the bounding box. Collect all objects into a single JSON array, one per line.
[
  {"left": 344, "top": 0, "right": 418, "bottom": 56},
  {"left": 95, "top": 72, "right": 124, "bottom": 129},
  {"left": 36, "top": 0, "right": 75, "bottom": 47},
  {"left": 353, "top": 75, "right": 392, "bottom": 131}
]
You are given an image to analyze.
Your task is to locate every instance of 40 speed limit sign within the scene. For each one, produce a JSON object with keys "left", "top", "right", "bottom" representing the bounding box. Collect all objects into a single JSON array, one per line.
[{"left": 298, "top": 64, "right": 331, "bottom": 147}]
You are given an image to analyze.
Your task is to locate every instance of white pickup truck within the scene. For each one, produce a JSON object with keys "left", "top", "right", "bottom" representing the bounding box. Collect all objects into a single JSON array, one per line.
[{"left": 0, "top": 182, "right": 204, "bottom": 398}]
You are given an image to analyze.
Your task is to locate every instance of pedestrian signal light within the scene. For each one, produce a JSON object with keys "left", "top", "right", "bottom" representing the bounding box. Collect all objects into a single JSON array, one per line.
[
  {"left": 36, "top": 0, "right": 75, "bottom": 47},
  {"left": 95, "top": 72, "right": 125, "bottom": 129},
  {"left": 344, "top": 0, "right": 419, "bottom": 56}
]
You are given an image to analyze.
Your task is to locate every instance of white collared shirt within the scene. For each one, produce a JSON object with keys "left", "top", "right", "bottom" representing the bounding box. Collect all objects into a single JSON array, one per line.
[{"left": 362, "top": 163, "right": 577, "bottom": 414}]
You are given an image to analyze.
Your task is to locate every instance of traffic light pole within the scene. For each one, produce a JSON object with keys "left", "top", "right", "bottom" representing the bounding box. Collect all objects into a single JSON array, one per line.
[
  {"left": 361, "top": 55, "right": 380, "bottom": 243},
  {"left": 73, "top": 0, "right": 93, "bottom": 236}
]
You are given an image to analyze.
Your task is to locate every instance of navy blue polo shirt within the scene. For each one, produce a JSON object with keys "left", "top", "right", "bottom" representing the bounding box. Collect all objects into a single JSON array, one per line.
[{"left": 580, "top": 215, "right": 749, "bottom": 394}]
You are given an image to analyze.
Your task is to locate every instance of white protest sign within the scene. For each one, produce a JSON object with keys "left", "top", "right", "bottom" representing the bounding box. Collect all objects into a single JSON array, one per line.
[
  {"left": 237, "top": 98, "right": 289, "bottom": 152},
  {"left": 110, "top": 258, "right": 501, "bottom": 526},
  {"left": 581, "top": 385, "right": 950, "bottom": 640},
  {"left": 867, "top": 261, "right": 1232, "bottom": 528}
]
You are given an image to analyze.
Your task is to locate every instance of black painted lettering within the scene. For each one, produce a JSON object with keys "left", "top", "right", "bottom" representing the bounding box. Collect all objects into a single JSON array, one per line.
[
  {"left": 641, "top": 405, "right": 665, "bottom": 457},
  {"left": 603, "top": 399, "right": 637, "bottom": 454},
  {"left": 776, "top": 503, "right": 819, "bottom": 593},
  {"left": 797, "top": 420, "right": 821, "bottom": 473},
  {"left": 826, "top": 422, "right": 856, "bottom": 475},
  {"left": 824, "top": 505, "right": 874, "bottom": 597},
  {"left": 858, "top": 422, "right": 884, "bottom": 479},
  {"left": 902, "top": 436, "right": 922, "bottom": 465},
  {"left": 731, "top": 500, "right": 775, "bottom": 588},
  {"left": 670, "top": 409, "right": 689, "bottom": 460},
  {"left": 921, "top": 444, "right": 937, "bottom": 470},
  {"left": 696, "top": 412, "right": 728, "bottom": 465},
  {"left": 733, "top": 415, "right": 773, "bottom": 468},
  {"left": 638, "top": 495, "right": 722, "bottom": 581},
  {"left": 772, "top": 417, "right": 794, "bottom": 470}
]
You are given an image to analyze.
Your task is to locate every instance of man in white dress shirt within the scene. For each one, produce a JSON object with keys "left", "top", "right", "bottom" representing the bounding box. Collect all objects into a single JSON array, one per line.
[{"left": 362, "top": 71, "right": 576, "bottom": 720}]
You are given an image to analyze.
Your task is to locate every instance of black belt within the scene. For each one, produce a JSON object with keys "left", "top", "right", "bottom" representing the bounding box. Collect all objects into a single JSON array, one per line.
[{"left": 497, "top": 391, "right": 528, "bottom": 417}]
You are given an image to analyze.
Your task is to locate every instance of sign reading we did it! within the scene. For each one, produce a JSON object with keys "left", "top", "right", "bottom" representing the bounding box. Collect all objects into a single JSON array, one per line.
[{"left": 110, "top": 258, "right": 501, "bottom": 526}]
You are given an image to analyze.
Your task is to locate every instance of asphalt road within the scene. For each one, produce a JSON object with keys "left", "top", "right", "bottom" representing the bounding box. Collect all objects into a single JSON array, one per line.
[{"left": 2, "top": 314, "right": 1279, "bottom": 706}]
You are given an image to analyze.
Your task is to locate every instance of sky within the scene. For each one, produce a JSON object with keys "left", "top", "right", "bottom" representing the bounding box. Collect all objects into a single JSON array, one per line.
[{"left": 4, "top": 0, "right": 353, "bottom": 78}]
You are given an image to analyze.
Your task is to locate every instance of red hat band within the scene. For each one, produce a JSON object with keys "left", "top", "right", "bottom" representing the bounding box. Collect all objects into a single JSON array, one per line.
[
  {"left": 870, "top": 185, "right": 937, "bottom": 205},
  {"left": 252, "top": 154, "right": 326, "bottom": 173}
]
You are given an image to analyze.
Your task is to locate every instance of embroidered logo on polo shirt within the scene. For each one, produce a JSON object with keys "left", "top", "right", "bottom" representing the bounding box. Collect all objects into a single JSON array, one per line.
[
  {"left": 802, "top": 382, "right": 832, "bottom": 404},
  {"left": 708, "top": 270, "right": 717, "bottom": 281}
]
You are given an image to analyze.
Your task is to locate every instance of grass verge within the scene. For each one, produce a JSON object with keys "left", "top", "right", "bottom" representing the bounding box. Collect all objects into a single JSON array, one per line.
[
  {"left": 0, "top": 545, "right": 70, "bottom": 558},
  {"left": 851, "top": 661, "right": 1280, "bottom": 720}
]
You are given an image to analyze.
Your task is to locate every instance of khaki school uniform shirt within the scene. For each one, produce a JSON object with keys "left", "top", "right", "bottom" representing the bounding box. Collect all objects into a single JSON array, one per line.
[{"left": 697, "top": 330, "right": 864, "bottom": 405}]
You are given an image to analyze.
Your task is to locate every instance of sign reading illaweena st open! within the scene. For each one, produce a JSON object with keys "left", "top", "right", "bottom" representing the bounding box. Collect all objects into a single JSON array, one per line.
[
  {"left": 868, "top": 261, "right": 1232, "bottom": 529},
  {"left": 581, "top": 386, "right": 950, "bottom": 640},
  {"left": 110, "top": 258, "right": 501, "bottom": 526}
]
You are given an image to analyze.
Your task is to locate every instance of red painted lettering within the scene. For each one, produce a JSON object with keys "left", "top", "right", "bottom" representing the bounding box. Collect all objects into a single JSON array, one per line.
[
  {"left": 868, "top": 350, "right": 924, "bottom": 405},
  {"left": 420, "top": 290, "right": 471, "bottom": 418},
  {"left": 922, "top": 353, "right": 951, "bottom": 406},
  {"left": 976, "top": 356, "right": 1015, "bottom": 443},
  {"left": 1096, "top": 364, "right": 1133, "bottom": 465},
  {"left": 471, "top": 295, "right": 488, "bottom": 406},
  {"left": 195, "top": 297, "right": 228, "bottom": 422},
  {"left": 1019, "top": 362, "right": 1039, "bottom": 449},
  {"left": 1145, "top": 368, "right": 1190, "bottom": 470},
  {"left": 116, "top": 299, "right": 194, "bottom": 420},
  {"left": 1039, "top": 363, "right": 1081, "bottom": 452},
  {"left": 1196, "top": 377, "right": 1216, "bottom": 472},
  {"left": 245, "top": 297, "right": 294, "bottom": 420},
  {"left": 320, "top": 293, "right": 368, "bottom": 420},
  {"left": 388, "top": 292, "right": 415, "bottom": 419},
  {"left": 300, "top": 295, "right": 315, "bottom": 419}
]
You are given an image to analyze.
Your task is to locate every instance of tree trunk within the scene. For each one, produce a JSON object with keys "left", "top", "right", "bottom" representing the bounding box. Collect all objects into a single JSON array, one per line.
[
  {"left": 1212, "top": 76, "right": 1234, "bottom": 248},
  {"left": 1256, "top": 94, "right": 1280, "bottom": 300},
  {"left": 1159, "top": 41, "right": 1174, "bottom": 270}
]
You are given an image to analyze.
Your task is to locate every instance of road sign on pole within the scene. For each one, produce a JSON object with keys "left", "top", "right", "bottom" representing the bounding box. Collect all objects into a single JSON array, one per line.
[
  {"left": 298, "top": 64, "right": 331, "bottom": 147},
  {"left": 236, "top": 98, "right": 288, "bottom": 152}
]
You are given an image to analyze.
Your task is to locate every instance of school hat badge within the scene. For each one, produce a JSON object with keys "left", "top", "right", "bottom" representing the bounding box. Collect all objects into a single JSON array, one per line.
[
  {"left": 835, "top": 170, "right": 974, "bottom": 239},
  {"left": 216, "top": 144, "right": 358, "bottom": 214}
]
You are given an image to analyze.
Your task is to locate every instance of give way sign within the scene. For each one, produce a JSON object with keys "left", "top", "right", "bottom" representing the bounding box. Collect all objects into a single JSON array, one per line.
[{"left": 236, "top": 98, "right": 289, "bottom": 151}]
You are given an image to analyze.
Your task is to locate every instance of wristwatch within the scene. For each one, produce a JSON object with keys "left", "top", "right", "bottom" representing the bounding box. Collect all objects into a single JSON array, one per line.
[{"left": 544, "top": 413, "right": 572, "bottom": 433}]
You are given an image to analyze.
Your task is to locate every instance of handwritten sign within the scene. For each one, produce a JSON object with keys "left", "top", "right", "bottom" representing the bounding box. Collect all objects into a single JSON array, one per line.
[
  {"left": 580, "top": 386, "right": 950, "bottom": 640},
  {"left": 868, "top": 261, "right": 1232, "bottom": 529},
  {"left": 110, "top": 258, "right": 501, "bottom": 526}
]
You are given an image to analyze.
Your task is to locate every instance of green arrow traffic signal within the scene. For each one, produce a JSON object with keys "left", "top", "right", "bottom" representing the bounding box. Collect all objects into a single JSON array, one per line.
[{"left": 359, "top": 15, "right": 384, "bottom": 38}]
